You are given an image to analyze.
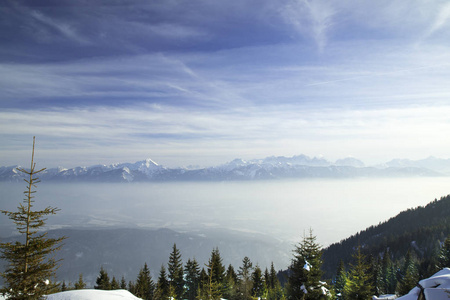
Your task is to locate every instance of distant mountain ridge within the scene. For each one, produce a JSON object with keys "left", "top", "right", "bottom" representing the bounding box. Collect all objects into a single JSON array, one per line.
[
  {"left": 0, "top": 155, "right": 447, "bottom": 182},
  {"left": 321, "top": 194, "right": 450, "bottom": 279},
  {"left": 0, "top": 227, "right": 290, "bottom": 287}
]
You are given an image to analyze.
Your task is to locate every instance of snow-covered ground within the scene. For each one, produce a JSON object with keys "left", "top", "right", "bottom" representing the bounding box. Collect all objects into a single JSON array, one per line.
[
  {"left": 373, "top": 294, "right": 397, "bottom": 299},
  {"left": 44, "top": 290, "right": 142, "bottom": 300},
  {"left": 0, "top": 290, "right": 142, "bottom": 300}
]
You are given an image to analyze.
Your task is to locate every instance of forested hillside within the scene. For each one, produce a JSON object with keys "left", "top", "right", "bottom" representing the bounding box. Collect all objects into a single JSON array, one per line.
[{"left": 322, "top": 194, "right": 450, "bottom": 280}]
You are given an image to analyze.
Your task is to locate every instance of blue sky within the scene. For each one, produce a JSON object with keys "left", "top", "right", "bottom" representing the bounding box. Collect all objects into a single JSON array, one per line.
[{"left": 1, "top": 0, "right": 450, "bottom": 168}]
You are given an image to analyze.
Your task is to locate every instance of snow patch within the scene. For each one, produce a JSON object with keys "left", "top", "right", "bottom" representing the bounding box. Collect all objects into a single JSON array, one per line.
[
  {"left": 45, "top": 289, "right": 142, "bottom": 300},
  {"left": 397, "top": 268, "right": 450, "bottom": 300},
  {"left": 303, "top": 260, "right": 311, "bottom": 271}
]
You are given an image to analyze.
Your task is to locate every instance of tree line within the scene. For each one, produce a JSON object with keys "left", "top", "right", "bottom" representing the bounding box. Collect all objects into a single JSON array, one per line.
[{"left": 68, "top": 244, "right": 284, "bottom": 300}]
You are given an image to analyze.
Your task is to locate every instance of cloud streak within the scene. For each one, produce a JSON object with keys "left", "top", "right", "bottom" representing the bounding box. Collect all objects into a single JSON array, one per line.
[
  {"left": 280, "top": 0, "right": 335, "bottom": 52},
  {"left": 1, "top": 102, "right": 450, "bottom": 168}
]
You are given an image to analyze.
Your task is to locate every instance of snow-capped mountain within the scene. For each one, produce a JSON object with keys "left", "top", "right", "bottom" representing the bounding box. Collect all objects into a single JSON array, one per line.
[
  {"left": 0, "top": 155, "right": 445, "bottom": 183},
  {"left": 385, "top": 156, "right": 450, "bottom": 174}
]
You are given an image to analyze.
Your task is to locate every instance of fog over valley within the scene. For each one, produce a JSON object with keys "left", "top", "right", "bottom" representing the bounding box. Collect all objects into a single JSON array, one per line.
[{"left": 2, "top": 177, "right": 449, "bottom": 247}]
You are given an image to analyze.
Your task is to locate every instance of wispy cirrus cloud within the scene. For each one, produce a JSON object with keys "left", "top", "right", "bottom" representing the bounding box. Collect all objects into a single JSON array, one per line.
[
  {"left": 29, "top": 10, "right": 90, "bottom": 45},
  {"left": 280, "top": 0, "right": 336, "bottom": 52},
  {"left": 421, "top": 2, "right": 450, "bottom": 41}
]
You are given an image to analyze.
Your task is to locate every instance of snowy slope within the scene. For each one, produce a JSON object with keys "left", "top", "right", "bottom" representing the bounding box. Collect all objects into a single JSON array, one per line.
[{"left": 45, "top": 289, "right": 142, "bottom": 300}]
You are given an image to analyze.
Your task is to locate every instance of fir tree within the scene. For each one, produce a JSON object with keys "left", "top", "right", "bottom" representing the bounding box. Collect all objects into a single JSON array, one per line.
[
  {"left": 128, "top": 281, "right": 136, "bottom": 295},
  {"left": 223, "top": 264, "right": 238, "bottom": 300},
  {"left": 238, "top": 256, "right": 253, "bottom": 300},
  {"left": 343, "top": 246, "right": 373, "bottom": 300},
  {"left": 266, "top": 263, "right": 283, "bottom": 300},
  {"left": 396, "top": 249, "right": 419, "bottom": 296},
  {"left": 168, "top": 243, "right": 184, "bottom": 300},
  {"left": 366, "top": 254, "right": 380, "bottom": 296},
  {"left": 252, "top": 265, "right": 265, "bottom": 298},
  {"left": 111, "top": 276, "right": 120, "bottom": 290},
  {"left": 0, "top": 137, "right": 66, "bottom": 299},
  {"left": 269, "top": 263, "right": 277, "bottom": 290},
  {"left": 334, "top": 260, "right": 346, "bottom": 300},
  {"left": 198, "top": 259, "right": 222, "bottom": 300},
  {"left": 287, "top": 229, "right": 329, "bottom": 300},
  {"left": 74, "top": 273, "right": 86, "bottom": 290},
  {"left": 438, "top": 236, "right": 450, "bottom": 269},
  {"left": 199, "top": 267, "right": 208, "bottom": 291},
  {"left": 380, "top": 249, "right": 396, "bottom": 294},
  {"left": 61, "top": 281, "right": 68, "bottom": 292},
  {"left": 264, "top": 267, "right": 270, "bottom": 289},
  {"left": 184, "top": 259, "right": 200, "bottom": 300},
  {"left": 95, "top": 266, "right": 111, "bottom": 290},
  {"left": 120, "top": 276, "right": 127, "bottom": 290},
  {"left": 208, "top": 248, "right": 226, "bottom": 287},
  {"left": 154, "top": 264, "right": 169, "bottom": 300},
  {"left": 135, "top": 263, "right": 155, "bottom": 300}
]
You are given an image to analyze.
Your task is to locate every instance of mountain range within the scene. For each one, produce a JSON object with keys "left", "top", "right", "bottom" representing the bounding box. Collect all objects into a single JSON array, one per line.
[{"left": 1, "top": 155, "right": 449, "bottom": 182}]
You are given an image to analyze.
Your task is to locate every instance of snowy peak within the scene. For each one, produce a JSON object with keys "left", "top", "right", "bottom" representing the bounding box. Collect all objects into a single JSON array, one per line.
[
  {"left": 0, "top": 154, "right": 446, "bottom": 183},
  {"left": 334, "top": 157, "right": 365, "bottom": 168},
  {"left": 386, "top": 156, "right": 450, "bottom": 174},
  {"left": 220, "top": 154, "right": 332, "bottom": 170},
  {"left": 140, "top": 158, "right": 159, "bottom": 168}
]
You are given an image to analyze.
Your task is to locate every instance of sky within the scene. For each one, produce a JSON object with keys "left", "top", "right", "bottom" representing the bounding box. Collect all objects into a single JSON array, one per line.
[{"left": 1, "top": 0, "right": 450, "bottom": 168}]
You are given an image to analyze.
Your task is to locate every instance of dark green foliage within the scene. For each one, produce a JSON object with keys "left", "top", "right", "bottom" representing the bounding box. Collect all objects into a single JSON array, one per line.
[
  {"left": 0, "top": 137, "right": 65, "bottom": 299},
  {"left": 198, "top": 257, "right": 223, "bottom": 300},
  {"left": 120, "top": 276, "right": 127, "bottom": 289},
  {"left": 238, "top": 256, "right": 253, "bottom": 300},
  {"left": 61, "top": 281, "right": 68, "bottom": 292},
  {"left": 343, "top": 246, "right": 373, "bottom": 300},
  {"left": 252, "top": 265, "right": 264, "bottom": 298},
  {"left": 128, "top": 281, "right": 135, "bottom": 294},
  {"left": 396, "top": 249, "right": 419, "bottom": 296},
  {"left": 223, "top": 264, "right": 238, "bottom": 300},
  {"left": 366, "top": 254, "right": 380, "bottom": 296},
  {"left": 134, "top": 263, "right": 154, "bottom": 300},
  {"left": 111, "top": 276, "right": 120, "bottom": 290},
  {"left": 266, "top": 262, "right": 283, "bottom": 300},
  {"left": 196, "top": 247, "right": 226, "bottom": 300},
  {"left": 208, "top": 247, "right": 226, "bottom": 287},
  {"left": 199, "top": 267, "right": 208, "bottom": 291},
  {"left": 154, "top": 265, "right": 169, "bottom": 300},
  {"left": 334, "top": 260, "right": 346, "bottom": 300},
  {"left": 286, "top": 229, "right": 329, "bottom": 300},
  {"left": 95, "top": 266, "right": 111, "bottom": 290},
  {"left": 269, "top": 262, "right": 278, "bottom": 290},
  {"left": 74, "top": 274, "right": 86, "bottom": 290},
  {"left": 438, "top": 235, "right": 450, "bottom": 269},
  {"left": 168, "top": 243, "right": 184, "bottom": 299},
  {"left": 184, "top": 259, "right": 200, "bottom": 300},
  {"left": 322, "top": 195, "right": 450, "bottom": 279},
  {"left": 196, "top": 248, "right": 227, "bottom": 300},
  {"left": 379, "top": 249, "right": 396, "bottom": 294}
]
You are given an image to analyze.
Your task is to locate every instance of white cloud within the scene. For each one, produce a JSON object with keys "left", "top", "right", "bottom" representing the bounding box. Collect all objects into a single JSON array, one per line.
[
  {"left": 280, "top": 0, "right": 335, "bottom": 52},
  {"left": 1, "top": 102, "right": 450, "bottom": 168},
  {"left": 422, "top": 2, "right": 450, "bottom": 40},
  {"left": 29, "top": 10, "right": 90, "bottom": 45}
]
